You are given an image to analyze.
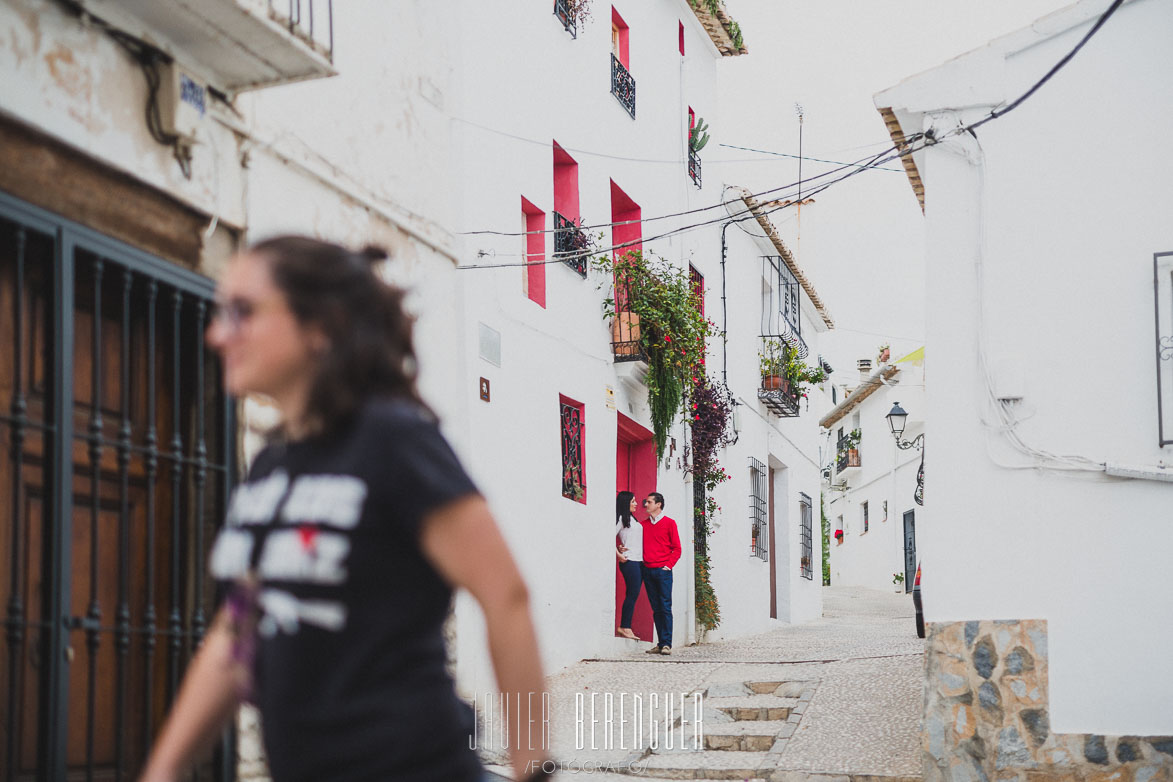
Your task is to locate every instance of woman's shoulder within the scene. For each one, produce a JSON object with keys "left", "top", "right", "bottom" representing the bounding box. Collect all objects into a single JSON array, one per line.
[{"left": 358, "top": 396, "right": 438, "bottom": 436}]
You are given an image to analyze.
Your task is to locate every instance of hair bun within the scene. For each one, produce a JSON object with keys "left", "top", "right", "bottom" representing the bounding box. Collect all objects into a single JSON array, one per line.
[{"left": 358, "top": 244, "right": 389, "bottom": 264}]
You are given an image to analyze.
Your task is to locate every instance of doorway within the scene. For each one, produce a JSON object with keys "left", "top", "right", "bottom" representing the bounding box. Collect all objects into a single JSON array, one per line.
[
  {"left": 614, "top": 414, "right": 654, "bottom": 641},
  {"left": 0, "top": 194, "right": 235, "bottom": 781},
  {"left": 903, "top": 510, "right": 917, "bottom": 593}
]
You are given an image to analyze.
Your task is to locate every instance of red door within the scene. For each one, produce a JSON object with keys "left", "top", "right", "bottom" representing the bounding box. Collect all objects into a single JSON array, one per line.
[{"left": 615, "top": 414, "right": 655, "bottom": 640}]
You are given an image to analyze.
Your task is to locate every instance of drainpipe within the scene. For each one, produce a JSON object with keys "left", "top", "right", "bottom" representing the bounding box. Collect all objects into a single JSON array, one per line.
[{"left": 720, "top": 220, "right": 730, "bottom": 385}]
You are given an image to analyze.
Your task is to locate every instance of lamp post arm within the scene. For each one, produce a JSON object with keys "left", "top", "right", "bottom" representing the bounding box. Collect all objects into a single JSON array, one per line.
[{"left": 895, "top": 433, "right": 924, "bottom": 451}]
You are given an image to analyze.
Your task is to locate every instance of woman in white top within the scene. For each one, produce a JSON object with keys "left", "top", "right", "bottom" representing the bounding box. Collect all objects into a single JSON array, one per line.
[{"left": 615, "top": 491, "right": 643, "bottom": 640}]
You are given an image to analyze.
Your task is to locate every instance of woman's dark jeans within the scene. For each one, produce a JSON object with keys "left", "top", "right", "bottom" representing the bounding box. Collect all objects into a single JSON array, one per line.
[{"left": 618, "top": 559, "right": 643, "bottom": 628}]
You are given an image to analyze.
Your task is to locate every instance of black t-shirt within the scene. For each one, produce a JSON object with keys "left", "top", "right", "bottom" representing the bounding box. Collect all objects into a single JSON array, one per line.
[{"left": 209, "top": 398, "right": 482, "bottom": 782}]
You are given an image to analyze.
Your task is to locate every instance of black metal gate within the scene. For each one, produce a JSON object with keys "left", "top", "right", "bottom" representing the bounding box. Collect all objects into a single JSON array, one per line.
[
  {"left": 902, "top": 510, "right": 917, "bottom": 594},
  {"left": 0, "top": 192, "right": 236, "bottom": 782}
]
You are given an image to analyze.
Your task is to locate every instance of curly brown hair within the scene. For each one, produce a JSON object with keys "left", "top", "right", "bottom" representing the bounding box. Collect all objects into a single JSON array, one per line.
[{"left": 248, "top": 235, "right": 427, "bottom": 435}]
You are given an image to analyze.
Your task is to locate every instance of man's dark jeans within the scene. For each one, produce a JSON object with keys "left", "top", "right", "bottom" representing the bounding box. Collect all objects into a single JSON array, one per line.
[{"left": 641, "top": 565, "right": 673, "bottom": 647}]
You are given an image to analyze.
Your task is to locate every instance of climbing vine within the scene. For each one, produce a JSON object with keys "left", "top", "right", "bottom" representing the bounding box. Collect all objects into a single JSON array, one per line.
[{"left": 595, "top": 251, "right": 714, "bottom": 461}]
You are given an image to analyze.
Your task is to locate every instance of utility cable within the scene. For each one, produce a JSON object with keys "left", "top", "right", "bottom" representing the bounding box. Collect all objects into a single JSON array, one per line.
[
  {"left": 456, "top": 144, "right": 906, "bottom": 269},
  {"left": 457, "top": 143, "right": 906, "bottom": 239}
]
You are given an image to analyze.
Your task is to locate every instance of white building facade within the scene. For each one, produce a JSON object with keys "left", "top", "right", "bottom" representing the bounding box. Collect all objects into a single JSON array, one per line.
[
  {"left": 1, "top": 0, "right": 839, "bottom": 777},
  {"left": 875, "top": 0, "right": 1173, "bottom": 778},
  {"left": 821, "top": 354, "right": 925, "bottom": 595}
]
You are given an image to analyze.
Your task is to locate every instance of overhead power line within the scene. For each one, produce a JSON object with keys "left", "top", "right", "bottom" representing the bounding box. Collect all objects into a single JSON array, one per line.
[{"left": 456, "top": 0, "right": 1127, "bottom": 270}]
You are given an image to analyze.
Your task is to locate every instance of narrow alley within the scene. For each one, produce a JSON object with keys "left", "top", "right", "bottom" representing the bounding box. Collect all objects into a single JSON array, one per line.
[{"left": 484, "top": 586, "right": 922, "bottom": 781}]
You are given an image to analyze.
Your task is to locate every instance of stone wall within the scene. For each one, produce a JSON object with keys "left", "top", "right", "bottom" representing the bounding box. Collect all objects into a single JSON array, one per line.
[{"left": 924, "top": 619, "right": 1173, "bottom": 781}]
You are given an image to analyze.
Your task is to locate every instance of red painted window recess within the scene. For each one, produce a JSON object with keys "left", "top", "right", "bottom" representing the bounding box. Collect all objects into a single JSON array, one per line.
[
  {"left": 560, "top": 395, "right": 586, "bottom": 503},
  {"left": 610, "top": 179, "right": 642, "bottom": 260},
  {"left": 553, "top": 141, "right": 580, "bottom": 224},
  {"left": 679, "top": 21, "right": 685, "bottom": 56},
  {"left": 611, "top": 7, "right": 630, "bottom": 68},
  {"left": 521, "top": 197, "right": 545, "bottom": 308}
]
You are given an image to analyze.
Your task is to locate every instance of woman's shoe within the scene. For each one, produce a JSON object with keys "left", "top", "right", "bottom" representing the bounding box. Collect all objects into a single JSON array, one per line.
[{"left": 618, "top": 628, "right": 638, "bottom": 640}]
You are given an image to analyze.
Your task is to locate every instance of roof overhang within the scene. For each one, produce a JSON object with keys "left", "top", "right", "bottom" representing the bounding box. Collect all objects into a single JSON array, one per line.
[
  {"left": 687, "top": 0, "right": 748, "bottom": 57},
  {"left": 734, "top": 188, "right": 834, "bottom": 330},
  {"left": 819, "top": 363, "right": 902, "bottom": 430}
]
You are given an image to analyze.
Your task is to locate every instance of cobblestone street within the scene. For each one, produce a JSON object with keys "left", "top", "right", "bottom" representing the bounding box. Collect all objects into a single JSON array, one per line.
[{"left": 484, "top": 585, "right": 924, "bottom": 781}]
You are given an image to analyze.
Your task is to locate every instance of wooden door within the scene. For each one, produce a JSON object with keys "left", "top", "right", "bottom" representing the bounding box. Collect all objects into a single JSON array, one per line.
[{"left": 0, "top": 201, "right": 232, "bottom": 782}]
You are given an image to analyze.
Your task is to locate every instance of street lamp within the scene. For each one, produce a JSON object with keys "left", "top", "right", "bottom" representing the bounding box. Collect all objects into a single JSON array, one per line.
[{"left": 886, "top": 402, "right": 923, "bottom": 451}]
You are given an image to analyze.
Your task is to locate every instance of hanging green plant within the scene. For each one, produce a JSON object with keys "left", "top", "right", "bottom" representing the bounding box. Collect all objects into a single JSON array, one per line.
[{"left": 595, "top": 250, "right": 714, "bottom": 460}]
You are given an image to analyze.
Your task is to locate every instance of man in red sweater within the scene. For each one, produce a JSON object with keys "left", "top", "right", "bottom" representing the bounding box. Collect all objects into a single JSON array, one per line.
[{"left": 639, "top": 492, "right": 681, "bottom": 655}]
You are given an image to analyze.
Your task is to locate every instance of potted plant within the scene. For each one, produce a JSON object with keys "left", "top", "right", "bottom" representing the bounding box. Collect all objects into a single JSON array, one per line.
[
  {"left": 878, "top": 343, "right": 891, "bottom": 363},
  {"left": 841, "top": 428, "right": 862, "bottom": 467},
  {"left": 758, "top": 339, "right": 788, "bottom": 391},
  {"left": 893, "top": 572, "right": 905, "bottom": 593},
  {"left": 800, "top": 555, "right": 811, "bottom": 571},
  {"left": 834, "top": 528, "right": 844, "bottom": 544},
  {"left": 689, "top": 117, "right": 710, "bottom": 153}
]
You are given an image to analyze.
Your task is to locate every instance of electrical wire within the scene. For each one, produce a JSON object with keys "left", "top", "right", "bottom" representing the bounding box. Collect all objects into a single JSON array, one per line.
[
  {"left": 718, "top": 143, "right": 904, "bottom": 173},
  {"left": 457, "top": 143, "right": 906, "bottom": 240},
  {"left": 456, "top": 144, "right": 907, "bottom": 269},
  {"left": 459, "top": 0, "right": 1129, "bottom": 256}
]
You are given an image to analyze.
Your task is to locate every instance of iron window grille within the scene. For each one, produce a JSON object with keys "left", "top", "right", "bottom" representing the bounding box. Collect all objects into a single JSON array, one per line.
[
  {"left": 560, "top": 399, "right": 585, "bottom": 502},
  {"left": 552, "top": 210, "right": 589, "bottom": 277},
  {"left": 688, "top": 148, "right": 702, "bottom": 189},
  {"left": 862, "top": 501, "right": 869, "bottom": 533},
  {"left": 553, "top": 0, "right": 576, "bottom": 37},
  {"left": 0, "top": 191, "right": 235, "bottom": 782},
  {"left": 799, "top": 493, "right": 813, "bottom": 580},
  {"left": 748, "top": 457, "right": 768, "bottom": 561},
  {"left": 761, "top": 255, "right": 807, "bottom": 359},
  {"left": 610, "top": 54, "right": 636, "bottom": 118},
  {"left": 1155, "top": 251, "right": 1173, "bottom": 445}
]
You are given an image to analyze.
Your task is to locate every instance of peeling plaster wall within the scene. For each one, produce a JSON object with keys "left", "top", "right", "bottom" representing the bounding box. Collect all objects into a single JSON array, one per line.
[{"left": 0, "top": 0, "right": 247, "bottom": 230}]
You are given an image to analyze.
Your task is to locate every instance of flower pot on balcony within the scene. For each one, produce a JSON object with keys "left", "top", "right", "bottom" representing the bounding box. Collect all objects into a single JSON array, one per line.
[
  {"left": 611, "top": 312, "right": 641, "bottom": 356},
  {"left": 846, "top": 448, "right": 861, "bottom": 468},
  {"left": 761, "top": 374, "right": 787, "bottom": 391},
  {"left": 878, "top": 348, "right": 890, "bottom": 363}
]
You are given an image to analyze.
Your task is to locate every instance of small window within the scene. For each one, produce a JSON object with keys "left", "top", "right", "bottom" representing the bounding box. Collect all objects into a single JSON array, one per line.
[
  {"left": 862, "top": 501, "right": 869, "bottom": 533},
  {"left": 560, "top": 396, "right": 586, "bottom": 503}
]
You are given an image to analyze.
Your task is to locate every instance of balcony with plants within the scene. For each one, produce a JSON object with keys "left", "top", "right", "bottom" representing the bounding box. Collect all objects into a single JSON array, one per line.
[
  {"left": 688, "top": 116, "right": 709, "bottom": 188},
  {"left": 836, "top": 429, "right": 862, "bottom": 476},
  {"left": 553, "top": 211, "right": 592, "bottom": 277},
  {"left": 758, "top": 338, "right": 826, "bottom": 418},
  {"left": 594, "top": 250, "right": 715, "bottom": 459}
]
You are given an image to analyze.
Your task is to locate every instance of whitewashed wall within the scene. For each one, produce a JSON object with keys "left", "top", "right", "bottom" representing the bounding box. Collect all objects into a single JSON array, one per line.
[
  {"left": 445, "top": 0, "right": 734, "bottom": 692},
  {"left": 825, "top": 363, "right": 925, "bottom": 592},
  {"left": 877, "top": 0, "right": 1173, "bottom": 735}
]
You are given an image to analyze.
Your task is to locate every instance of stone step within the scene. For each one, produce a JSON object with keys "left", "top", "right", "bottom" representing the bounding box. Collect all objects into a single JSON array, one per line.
[
  {"left": 702, "top": 720, "right": 795, "bottom": 752},
  {"left": 636, "top": 749, "right": 773, "bottom": 779},
  {"left": 704, "top": 695, "right": 798, "bottom": 722}
]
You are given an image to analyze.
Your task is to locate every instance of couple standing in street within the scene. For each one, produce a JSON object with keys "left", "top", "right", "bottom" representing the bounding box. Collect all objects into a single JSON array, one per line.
[{"left": 615, "top": 491, "right": 681, "bottom": 655}]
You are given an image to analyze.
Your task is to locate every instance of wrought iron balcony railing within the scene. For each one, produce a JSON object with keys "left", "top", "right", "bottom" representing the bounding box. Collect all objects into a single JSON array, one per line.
[
  {"left": 553, "top": 0, "right": 576, "bottom": 38},
  {"left": 688, "top": 148, "right": 702, "bottom": 188},
  {"left": 611, "top": 54, "right": 636, "bottom": 118},
  {"left": 757, "top": 383, "right": 800, "bottom": 417},
  {"left": 610, "top": 277, "right": 647, "bottom": 364},
  {"left": 836, "top": 434, "right": 861, "bottom": 474},
  {"left": 552, "top": 211, "right": 589, "bottom": 277}
]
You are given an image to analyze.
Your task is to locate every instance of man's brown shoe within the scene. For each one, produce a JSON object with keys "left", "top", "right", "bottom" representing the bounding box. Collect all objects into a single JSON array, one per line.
[
  {"left": 645, "top": 645, "right": 663, "bottom": 654},
  {"left": 660, "top": 646, "right": 672, "bottom": 655}
]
